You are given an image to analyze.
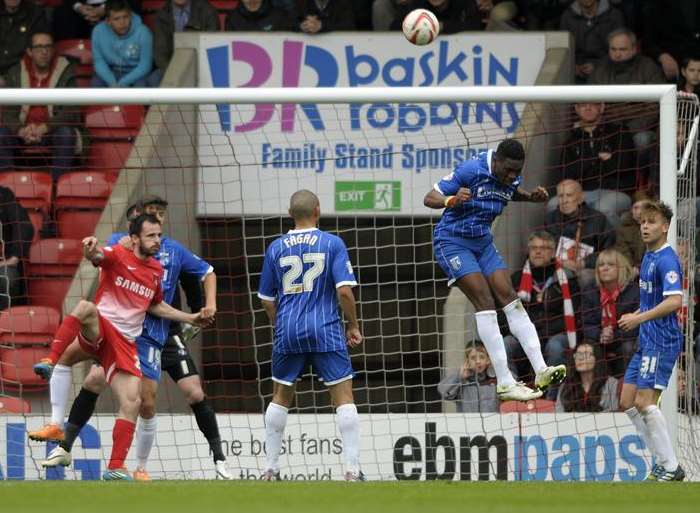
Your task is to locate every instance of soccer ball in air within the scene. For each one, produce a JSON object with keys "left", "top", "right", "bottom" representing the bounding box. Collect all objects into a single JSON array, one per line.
[{"left": 402, "top": 9, "right": 439, "bottom": 46}]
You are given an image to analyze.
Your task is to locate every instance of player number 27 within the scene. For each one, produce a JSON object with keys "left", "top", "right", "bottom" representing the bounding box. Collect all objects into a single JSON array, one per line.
[{"left": 280, "top": 253, "right": 326, "bottom": 294}]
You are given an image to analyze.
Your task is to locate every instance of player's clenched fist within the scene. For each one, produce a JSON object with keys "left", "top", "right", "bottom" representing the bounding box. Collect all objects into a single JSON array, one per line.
[
  {"left": 346, "top": 326, "right": 363, "bottom": 348},
  {"left": 82, "top": 236, "right": 99, "bottom": 258},
  {"left": 444, "top": 187, "right": 471, "bottom": 208}
]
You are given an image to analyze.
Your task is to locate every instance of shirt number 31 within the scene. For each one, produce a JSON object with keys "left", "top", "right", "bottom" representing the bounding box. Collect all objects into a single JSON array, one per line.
[{"left": 280, "top": 253, "right": 326, "bottom": 294}]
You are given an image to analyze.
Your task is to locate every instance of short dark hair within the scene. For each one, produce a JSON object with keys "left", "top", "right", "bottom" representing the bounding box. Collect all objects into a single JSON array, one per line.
[
  {"left": 641, "top": 200, "right": 674, "bottom": 223},
  {"left": 129, "top": 213, "right": 161, "bottom": 237},
  {"left": 140, "top": 194, "right": 168, "bottom": 209},
  {"left": 28, "top": 32, "right": 53, "bottom": 48},
  {"left": 105, "top": 0, "right": 131, "bottom": 16},
  {"left": 495, "top": 139, "right": 525, "bottom": 161}
]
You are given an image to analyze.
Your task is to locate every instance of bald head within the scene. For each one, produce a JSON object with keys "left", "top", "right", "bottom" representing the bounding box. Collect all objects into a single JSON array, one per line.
[{"left": 289, "top": 190, "right": 320, "bottom": 221}]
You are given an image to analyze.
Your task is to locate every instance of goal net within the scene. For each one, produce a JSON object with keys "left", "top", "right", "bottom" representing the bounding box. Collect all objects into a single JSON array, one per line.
[{"left": 0, "top": 86, "right": 697, "bottom": 482}]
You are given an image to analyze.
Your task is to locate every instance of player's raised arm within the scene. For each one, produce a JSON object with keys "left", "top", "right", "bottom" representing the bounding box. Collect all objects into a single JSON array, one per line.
[
  {"left": 82, "top": 236, "right": 105, "bottom": 264},
  {"left": 512, "top": 185, "right": 549, "bottom": 202},
  {"left": 148, "top": 301, "right": 214, "bottom": 328}
]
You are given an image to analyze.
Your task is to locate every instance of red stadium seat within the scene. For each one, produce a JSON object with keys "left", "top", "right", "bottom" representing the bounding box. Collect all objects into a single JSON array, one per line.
[
  {"left": 143, "top": 12, "right": 157, "bottom": 32},
  {"left": 142, "top": 0, "right": 165, "bottom": 11},
  {"left": 0, "top": 306, "right": 60, "bottom": 346},
  {"left": 499, "top": 399, "right": 556, "bottom": 414},
  {"left": 0, "top": 170, "right": 52, "bottom": 241},
  {"left": 210, "top": 0, "right": 238, "bottom": 10},
  {"left": 84, "top": 105, "right": 145, "bottom": 140},
  {"left": 0, "top": 346, "right": 51, "bottom": 390},
  {"left": 54, "top": 39, "right": 92, "bottom": 65},
  {"left": 54, "top": 171, "right": 112, "bottom": 239},
  {"left": 27, "top": 239, "right": 82, "bottom": 277},
  {"left": 85, "top": 141, "right": 133, "bottom": 178},
  {"left": 27, "top": 279, "right": 73, "bottom": 312},
  {"left": 0, "top": 395, "right": 31, "bottom": 413}
]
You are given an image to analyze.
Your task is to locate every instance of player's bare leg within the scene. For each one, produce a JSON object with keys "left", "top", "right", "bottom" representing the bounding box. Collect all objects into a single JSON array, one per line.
[
  {"left": 133, "top": 377, "right": 158, "bottom": 481},
  {"left": 487, "top": 269, "right": 567, "bottom": 393},
  {"left": 328, "top": 379, "right": 364, "bottom": 481},
  {"left": 263, "top": 382, "right": 295, "bottom": 480},
  {"left": 102, "top": 372, "right": 141, "bottom": 480},
  {"left": 177, "top": 375, "right": 231, "bottom": 480},
  {"left": 455, "top": 274, "right": 542, "bottom": 402},
  {"left": 634, "top": 387, "right": 685, "bottom": 481},
  {"left": 41, "top": 365, "right": 107, "bottom": 468},
  {"left": 29, "top": 341, "right": 94, "bottom": 442}
]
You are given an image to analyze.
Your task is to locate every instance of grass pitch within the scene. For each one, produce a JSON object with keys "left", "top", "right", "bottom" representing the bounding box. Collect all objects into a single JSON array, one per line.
[{"left": 2, "top": 481, "right": 699, "bottom": 513}]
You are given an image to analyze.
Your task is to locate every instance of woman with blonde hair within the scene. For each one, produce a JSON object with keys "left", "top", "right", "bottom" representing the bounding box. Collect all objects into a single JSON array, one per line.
[{"left": 582, "top": 248, "right": 640, "bottom": 377}]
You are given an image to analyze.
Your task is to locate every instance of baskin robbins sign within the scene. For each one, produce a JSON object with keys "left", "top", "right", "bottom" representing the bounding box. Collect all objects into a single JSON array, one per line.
[{"left": 195, "top": 33, "right": 546, "bottom": 216}]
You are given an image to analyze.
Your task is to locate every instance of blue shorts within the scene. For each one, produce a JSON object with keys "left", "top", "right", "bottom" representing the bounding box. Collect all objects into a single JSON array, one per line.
[
  {"left": 137, "top": 338, "right": 163, "bottom": 381},
  {"left": 623, "top": 345, "right": 680, "bottom": 390},
  {"left": 434, "top": 234, "right": 507, "bottom": 286},
  {"left": 272, "top": 349, "right": 353, "bottom": 386}
]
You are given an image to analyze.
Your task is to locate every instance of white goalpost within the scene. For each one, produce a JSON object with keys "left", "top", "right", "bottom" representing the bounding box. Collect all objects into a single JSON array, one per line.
[{"left": 0, "top": 85, "right": 697, "bottom": 481}]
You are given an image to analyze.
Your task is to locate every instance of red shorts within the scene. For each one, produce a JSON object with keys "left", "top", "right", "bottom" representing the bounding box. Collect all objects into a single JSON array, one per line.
[{"left": 78, "top": 313, "right": 141, "bottom": 383}]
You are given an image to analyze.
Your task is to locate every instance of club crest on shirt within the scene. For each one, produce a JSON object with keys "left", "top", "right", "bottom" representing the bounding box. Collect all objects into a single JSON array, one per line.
[
  {"left": 665, "top": 270, "right": 679, "bottom": 284},
  {"left": 449, "top": 256, "right": 461, "bottom": 271},
  {"left": 158, "top": 250, "right": 170, "bottom": 268}
]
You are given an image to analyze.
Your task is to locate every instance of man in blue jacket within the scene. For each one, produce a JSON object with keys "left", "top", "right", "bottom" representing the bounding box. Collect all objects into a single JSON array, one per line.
[{"left": 91, "top": 0, "right": 161, "bottom": 87}]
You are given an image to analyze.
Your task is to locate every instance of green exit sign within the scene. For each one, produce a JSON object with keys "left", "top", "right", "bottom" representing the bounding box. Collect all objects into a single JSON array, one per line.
[{"left": 335, "top": 182, "right": 401, "bottom": 211}]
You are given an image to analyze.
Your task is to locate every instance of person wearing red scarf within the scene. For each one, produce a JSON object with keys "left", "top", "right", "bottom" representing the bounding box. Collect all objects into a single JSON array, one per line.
[
  {"left": 0, "top": 31, "right": 84, "bottom": 182},
  {"left": 582, "top": 248, "right": 639, "bottom": 377}
]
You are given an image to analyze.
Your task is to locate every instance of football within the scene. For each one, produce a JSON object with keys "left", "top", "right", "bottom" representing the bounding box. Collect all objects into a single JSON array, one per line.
[{"left": 402, "top": 9, "right": 440, "bottom": 46}]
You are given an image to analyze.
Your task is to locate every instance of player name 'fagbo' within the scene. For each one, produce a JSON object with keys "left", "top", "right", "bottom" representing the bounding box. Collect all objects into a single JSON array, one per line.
[{"left": 283, "top": 233, "right": 319, "bottom": 248}]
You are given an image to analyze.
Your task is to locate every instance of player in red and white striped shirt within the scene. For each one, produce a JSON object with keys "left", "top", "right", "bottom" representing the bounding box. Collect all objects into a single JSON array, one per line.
[{"left": 37, "top": 214, "right": 213, "bottom": 480}]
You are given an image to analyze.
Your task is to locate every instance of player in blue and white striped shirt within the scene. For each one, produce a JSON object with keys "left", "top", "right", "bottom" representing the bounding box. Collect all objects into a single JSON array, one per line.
[
  {"left": 424, "top": 139, "right": 566, "bottom": 402},
  {"left": 258, "top": 190, "right": 364, "bottom": 481},
  {"left": 619, "top": 201, "right": 686, "bottom": 481}
]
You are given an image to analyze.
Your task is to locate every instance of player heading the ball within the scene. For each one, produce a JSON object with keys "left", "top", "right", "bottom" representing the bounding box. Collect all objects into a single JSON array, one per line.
[
  {"left": 424, "top": 139, "right": 567, "bottom": 402},
  {"left": 258, "top": 190, "right": 364, "bottom": 481}
]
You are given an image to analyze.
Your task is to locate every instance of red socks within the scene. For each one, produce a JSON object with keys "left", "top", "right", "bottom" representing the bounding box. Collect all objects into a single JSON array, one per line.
[
  {"left": 108, "top": 418, "right": 136, "bottom": 470},
  {"left": 49, "top": 315, "right": 82, "bottom": 363}
]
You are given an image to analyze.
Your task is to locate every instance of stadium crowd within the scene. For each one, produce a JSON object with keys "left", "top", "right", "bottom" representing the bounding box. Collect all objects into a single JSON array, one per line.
[{"left": 0, "top": 0, "right": 699, "bottom": 415}]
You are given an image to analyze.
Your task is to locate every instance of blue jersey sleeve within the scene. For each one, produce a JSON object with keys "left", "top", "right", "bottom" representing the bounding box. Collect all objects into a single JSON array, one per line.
[
  {"left": 172, "top": 240, "right": 213, "bottom": 279},
  {"left": 434, "top": 161, "right": 477, "bottom": 196},
  {"left": 258, "top": 243, "right": 279, "bottom": 301},
  {"left": 331, "top": 237, "right": 357, "bottom": 288},
  {"left": 657, "top": 253, "right": 683, "bottom": 296}
]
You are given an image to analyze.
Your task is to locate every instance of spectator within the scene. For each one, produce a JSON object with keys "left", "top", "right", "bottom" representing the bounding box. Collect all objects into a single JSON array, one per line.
[
  {"left": 587, "top": 28, "right": 665, "bottom": 173},
  {"left": 52, "top": 0, "right": 106, "bottom": 41},
  {"left": 296, "top": 0, "right": 355, "bottom": 33},
  {"left": 0, "top": 32, "right": 86, "bottom": 183},
  {"left": 555, "top": 102, "right": 636, "bottom": 226},
  {"left": 588, "top": 28, "right": 665, "bottom": 86},
  {"left": 155, "top": 0, "right": 218, "bottom": 75},
  {"left": 555, "top": 341, "right": 620, "bottom": 412},
  {"left": 505, "top": 230, "right": 579, "bottom": 390},
  {"left": 0, "top": 185, "right": 34, "bottom": 310},
  {"left": 0, "top": 0, "right": 49, "bottom": 76},
  {"left": 614, "top": 190, "right": 651, "bottom": 267},
  {"left": 643, "top": 0, "right": 700, "bottom": 82},
  {"left": 91, "top": 0, "right": 160, "bottom": 87},
  {"left": 225, "top": 0, "right": 292, "bottom": 31},
  {"left": 678, "top": 56, "right": 700, "bottom": 96},
  {"left": 544, "top": 179, "right": 616, "bottom": 288},
  {"left": 560, "top": 0, "right": 625, "bottom": 83},
  {"left": 438, "top": 342, "right": 498, "bottom": 413},
  {"left": 581, "top": 249, "right": 639, "bottom": 378},
  {"left": 391, "top": 0, "right": 516, "bottom": 34}
]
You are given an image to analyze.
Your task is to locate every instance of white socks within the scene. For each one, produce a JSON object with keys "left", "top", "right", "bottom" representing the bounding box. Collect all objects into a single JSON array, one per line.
[
  {"left": 503, "top": 299, "right": 547, "bottom": 374},
  {"left": 135, "top": 416, "right": 158, "bottom": 469},
  {"left": 625, "top": 406, "right": 656, "bottom": 460},
  {"left": 336, "top": 403, "right": 361, "bottom": 474},
  {"left": 642, "top": 405, "right": 679, "bottom": 471},
  {"left": 264, "top": 402, "right": 288, "bottom": 472},
  {"left": 475, "top": 310, "right": 516, "bottom": 387},
  {"left": 50, "top": 364, "right": 72, "bottom": 426}
]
